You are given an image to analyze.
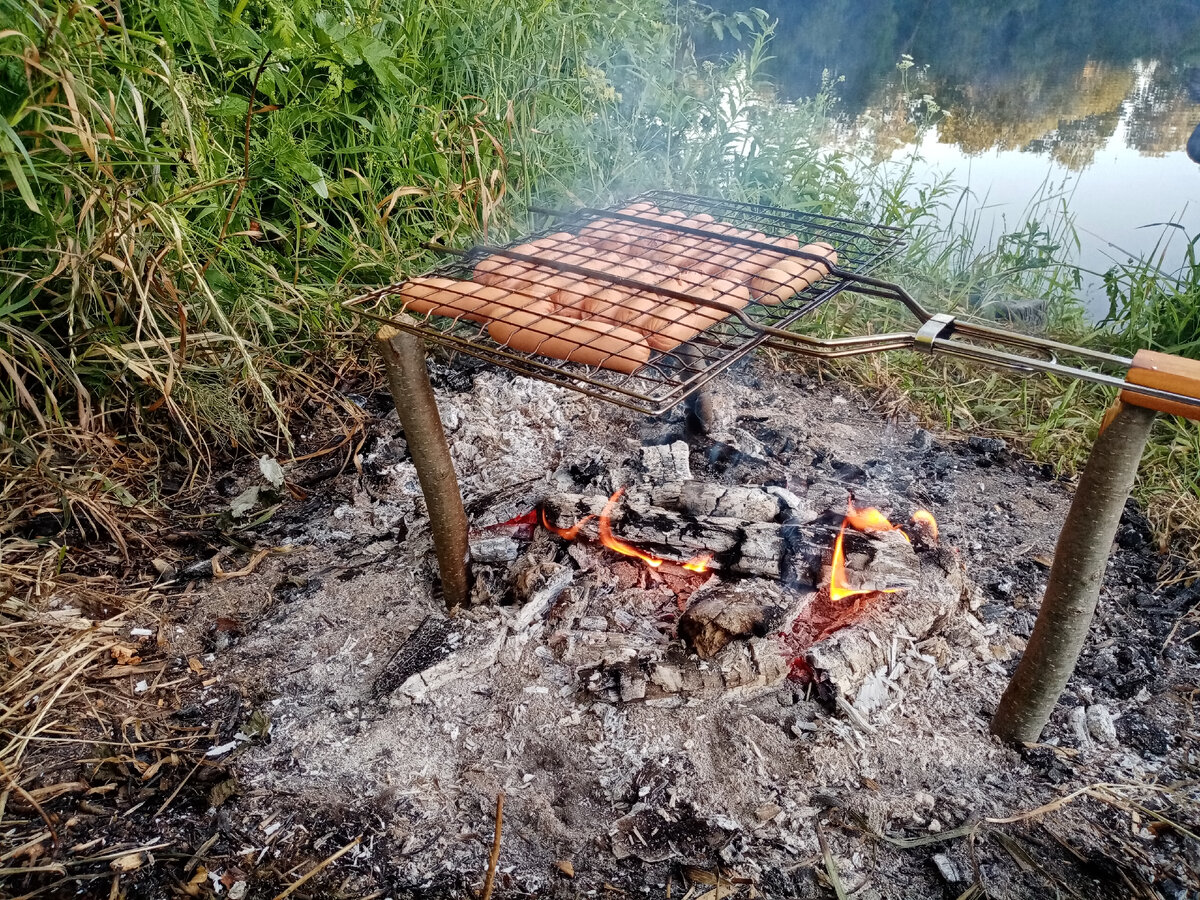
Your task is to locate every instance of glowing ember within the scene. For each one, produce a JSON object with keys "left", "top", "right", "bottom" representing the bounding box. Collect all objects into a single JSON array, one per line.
[
  {"left": 910, "top": 508, "right": 938, "bottom": 540},
  {"left": 598, "top": 488, "right": 664, "bottom": 568},
  {"left": 682, "top": 552, "right": 713, "bottom": 573},
  {"left": 540, "top": 508, "right": 594, "bottom": 540}
]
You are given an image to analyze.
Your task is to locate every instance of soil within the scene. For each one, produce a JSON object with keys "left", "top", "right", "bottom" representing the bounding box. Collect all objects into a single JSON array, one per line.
[{"left": 4, "top": 354, "right": 1199, "bottom": 900}]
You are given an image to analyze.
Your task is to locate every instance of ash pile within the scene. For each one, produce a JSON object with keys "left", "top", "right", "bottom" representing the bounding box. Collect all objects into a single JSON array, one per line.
[{"left": 188, "top": 363, "right": 1070, "bottom": 894}]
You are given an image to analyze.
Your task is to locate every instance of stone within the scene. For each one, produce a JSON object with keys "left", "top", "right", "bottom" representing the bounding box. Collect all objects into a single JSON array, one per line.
[
  {"left": 1086, "top": 705, "right": 1118, "bottom": 745},
  {"left": 933, "top": 853, "right": 965, "bottom": 883},
  {"left": 755, "top": 802, "right": 783, "bottom": 822}
]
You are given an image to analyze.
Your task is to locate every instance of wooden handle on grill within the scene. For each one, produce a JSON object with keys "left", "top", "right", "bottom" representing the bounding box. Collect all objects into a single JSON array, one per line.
[{"left": 1120, "top": 349, "right": 1200, "bottom": 420}]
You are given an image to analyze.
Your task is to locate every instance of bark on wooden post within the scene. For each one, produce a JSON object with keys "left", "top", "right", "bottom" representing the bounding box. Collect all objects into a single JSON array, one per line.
[
  {"left": 376, "top": 323, "right": 470, "bottom": 610},
  {"left": 991, "top": 401, "right": 1156, "bottom": 743}
]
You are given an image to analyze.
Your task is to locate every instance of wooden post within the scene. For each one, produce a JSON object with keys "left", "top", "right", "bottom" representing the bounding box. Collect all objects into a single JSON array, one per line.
[
  {"left": 376, "top": 323, "right": 470, "bottom": 610},
  {"left": 991, "top": 401, "right": 1156, "bottom": 743}
]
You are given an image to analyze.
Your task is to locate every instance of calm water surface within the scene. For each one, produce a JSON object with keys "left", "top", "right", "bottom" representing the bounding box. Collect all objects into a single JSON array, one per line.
[{"left": 704, "top": 0, "right": 1200, "bottom": 316}]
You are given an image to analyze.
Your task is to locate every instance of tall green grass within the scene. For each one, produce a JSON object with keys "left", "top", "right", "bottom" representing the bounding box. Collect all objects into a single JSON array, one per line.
[{"left": 1101, "top": 228, "right": 1200, "bottom": 358}]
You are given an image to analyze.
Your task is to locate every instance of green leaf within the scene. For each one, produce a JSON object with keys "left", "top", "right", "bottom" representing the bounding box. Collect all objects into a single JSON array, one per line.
[
  {"left": 209, "top": 96, "right": 250, "bottom": 120},
  {"left": 291, "top": 159, "right": 329, "bottom": 199},
  {"left": 0, "top": 118, "right": 39, "bottom": 213},
  {"left": 156, "top": 0, "right": 218, "bottom": 46}
]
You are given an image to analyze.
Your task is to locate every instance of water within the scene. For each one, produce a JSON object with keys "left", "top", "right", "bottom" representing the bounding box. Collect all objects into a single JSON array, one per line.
[{"left": 701, "top": 0, "right": 1200, "bottom": 317}]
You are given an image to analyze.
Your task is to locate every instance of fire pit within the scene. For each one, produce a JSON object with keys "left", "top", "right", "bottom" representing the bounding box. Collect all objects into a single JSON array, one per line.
[
  {"left": 190, "top": 363, "right": 1190, "bottom": 894},
  {"left": 383, "top": 437, "right": 962, "bottom": 712},
  {"left": 351, "top": 191, "right": 1200, "bottom": 746}
]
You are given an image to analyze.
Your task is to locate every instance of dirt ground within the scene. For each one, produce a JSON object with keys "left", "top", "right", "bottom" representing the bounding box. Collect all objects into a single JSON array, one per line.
[{"left": 3, "top": 354, "right": 1198, "bottom": 899}]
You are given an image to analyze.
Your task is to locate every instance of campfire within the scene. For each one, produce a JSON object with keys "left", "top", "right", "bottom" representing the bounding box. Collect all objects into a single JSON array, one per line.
[{"left": 411, "top": 426, "right": 964, "bottom": 718}]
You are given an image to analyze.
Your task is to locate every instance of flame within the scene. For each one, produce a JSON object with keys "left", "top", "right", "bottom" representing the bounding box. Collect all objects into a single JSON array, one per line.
[
  {"left": 598, "top": 488, "right": 663, "bottom": 568},
  {"left": 828, "top": 521, "right": 859, "bottom": 602},
  {"left": 541, "top": 488, "right": 714, "bottom": 573},
  {"left": 845, "top": 500, "right": 900, "bottom": 533},
  {"left": 846, "top": 498, "right": 910, "bottom": 543},
  {"left": 540, "top": 508, "right": 594, "bottom": 540},
  {"left": 828, "top": 498, "right": 904, "bottom": 602},
  {"left": 910, "top": 508, "right": 938, "bottom": 540}
]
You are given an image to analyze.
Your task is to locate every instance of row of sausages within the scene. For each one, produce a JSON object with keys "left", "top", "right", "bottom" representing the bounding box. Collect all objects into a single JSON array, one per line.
[{"left": 396, "top": 203, "right": 838, "bottom": 373}]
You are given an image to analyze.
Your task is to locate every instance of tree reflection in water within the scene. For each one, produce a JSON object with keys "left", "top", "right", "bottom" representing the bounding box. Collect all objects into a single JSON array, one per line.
[{"left": 698, "top": 0, "right": 1200, "bottom": 168}]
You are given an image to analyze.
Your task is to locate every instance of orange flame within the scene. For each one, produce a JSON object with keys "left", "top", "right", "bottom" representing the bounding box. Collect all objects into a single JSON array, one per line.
[
  {"left": 829, "top": 498, "right": 904, "bottom": 602},
  {"left": 845, "top": 501, "right": 899, "bottom": 533},
  {"left": 910, "top": 509, "right": 938, "bottom": 540},
  {"left": 540, "top": 508, "right": 595, "bottom": 540},
  {"left": 682, "top": 552, "right": 713, "bottom": 573},
  {"left": 846, "top": 498, "right": 910, "bottom": 543},
  {"left": 598, "top": 488, "right": 663, "bottom": 568},
  {"left": 828, "top": 521, "right": 859, "bottom": 602}
]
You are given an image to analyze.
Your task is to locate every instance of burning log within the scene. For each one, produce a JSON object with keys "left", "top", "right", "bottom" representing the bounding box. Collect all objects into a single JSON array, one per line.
[
  {"left": 377, "top": 323, "right": 470, "bottom": 610},
  {"left": 803, "top": 537, "right": 962, "bottom": 702},
  {"left": 543, "top": 491, "right": 783, "bottom": 576},
  {"left": 678, "top": 579, "right": 791, "bottom": 659},
  {"left": 677, "top": 482, "right": 782, "bottom": 522},
  {"left": 991, "top": 401, "right": 1157, "bottom": 743}
]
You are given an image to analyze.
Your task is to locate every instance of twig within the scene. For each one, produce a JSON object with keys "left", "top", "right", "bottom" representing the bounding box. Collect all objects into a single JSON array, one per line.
[
  {"left": 200, "top": 52, "right": 272, "bottom": 278},
  {"left": 271, "top": 834, "right": 361, "bottom": 900},
  {"left": 184, "top": 832, "right": 220, "bottom": 875},
  {"left": 481, "top": 792, "right": 505, "bottom": 900},
  {"left": 0, "top": 759, "right": 58, "bottom": 847},
  {"left": 153, "top": 756, "right": 203, "bottom": 817}
]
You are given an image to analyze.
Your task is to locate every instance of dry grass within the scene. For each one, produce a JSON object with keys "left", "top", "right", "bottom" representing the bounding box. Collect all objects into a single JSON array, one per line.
[{"left": 0, "top": 547, "right": 224, "bottom": 897}]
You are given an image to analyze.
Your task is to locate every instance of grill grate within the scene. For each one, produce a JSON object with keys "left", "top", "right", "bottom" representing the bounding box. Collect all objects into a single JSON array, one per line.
[{"left": 346, "top": 190, "right": 905, "bottom": 414}]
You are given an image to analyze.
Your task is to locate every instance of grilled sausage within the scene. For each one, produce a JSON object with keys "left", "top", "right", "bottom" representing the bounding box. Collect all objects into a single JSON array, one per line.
[
  {"left": 626, "top": 274, "right": 752, "bottom": 352},
  {"left": 397, "top": 277, "right": 503, "bottom": 323},
  {"left": 487, "top": 309, "right": 651, "bottom": 374},
  {"left": 749, "top": 242, "right": 837, "bottom": 304},
  {"left": 473, "top": 232, "right": 576, "bottom": 289},
  {"left": 579, "top": 205, "right": 665, "bottom": 253}
]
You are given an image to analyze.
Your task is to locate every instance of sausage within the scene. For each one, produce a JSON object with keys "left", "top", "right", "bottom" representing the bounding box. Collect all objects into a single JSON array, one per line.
[
  {"left": 473, "top": 232, "right": 575, "bottom": 286},
  {"left": 562, "top": 253, "right": 682, "bottom": 325},
  {"left": 626, "top": 275, "right": 752, "bottom": 352},
  {"left": 397, "top": 277, "right": 502, "bottom": 323},
  {"left": 749, "top": 242, "right": 837, "bottom": 304},
  {"left": 487, "top": 309, "right": 651, "bottom": 374},
  {"left": 579, "top": 205, "right": 665, "bottom": 252}
]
